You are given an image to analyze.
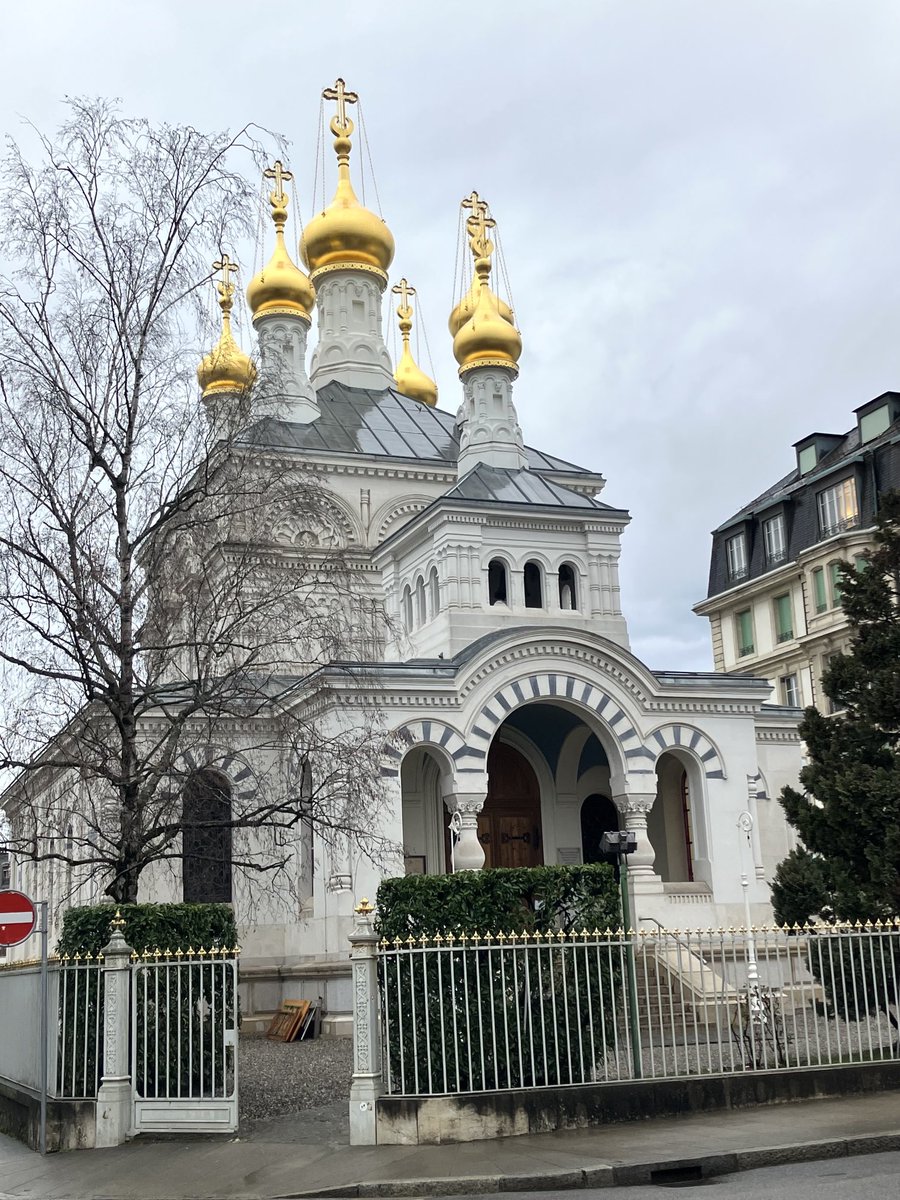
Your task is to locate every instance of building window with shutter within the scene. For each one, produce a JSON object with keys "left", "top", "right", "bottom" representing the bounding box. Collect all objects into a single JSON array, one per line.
[
  {"left": 812, "top": 567, "right": 828, "bottom": 613},
  {"left": 774, "top": 593, "right": 794, "bottom": 642},
  {"left": 816, "top": 478, "right": 858, "bottom": 538},
  {"left": 735, "top": 608, "right": 754, "bottom": 657},
  {"left": 779, "top": 674, "right": 800, "bottom": 707},
  {"left": 763, "top": 514, "right": 786, "bottom": 564},
  {"left": 726, "top": 532, "right": 748, "bottom": 580}
]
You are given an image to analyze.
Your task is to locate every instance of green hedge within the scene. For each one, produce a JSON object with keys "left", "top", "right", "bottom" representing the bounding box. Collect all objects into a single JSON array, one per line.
[
  {"left": 57, "top": 902, "right": 237, "bottom": 956},
  {"left": 376, "top": 863, "right": 620, "bottom": 940}
]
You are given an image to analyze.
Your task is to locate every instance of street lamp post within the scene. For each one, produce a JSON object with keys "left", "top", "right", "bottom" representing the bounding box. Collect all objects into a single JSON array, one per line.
[{"left": 601, "top": 829, "right": 642, "bottom": 1079}]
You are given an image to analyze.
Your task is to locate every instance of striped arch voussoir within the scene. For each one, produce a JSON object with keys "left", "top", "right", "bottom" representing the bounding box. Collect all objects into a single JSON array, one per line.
[
  {"left": 469, "top": 672, "right": 643, "bottom": 768},
  {"left": 646, "top": 724, "right": 726, "bottom": 780},
  {"left": 177, "top": 748, "right": 258, "bottom": 801},
  {"left": 380, "top": 720, "right": 472, "bottom": 779}
]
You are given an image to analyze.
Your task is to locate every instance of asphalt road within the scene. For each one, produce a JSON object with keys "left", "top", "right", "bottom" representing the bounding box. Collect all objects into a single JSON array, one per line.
[{"left": 434, "top": 1150, "right": 900, "bottom": 1200}]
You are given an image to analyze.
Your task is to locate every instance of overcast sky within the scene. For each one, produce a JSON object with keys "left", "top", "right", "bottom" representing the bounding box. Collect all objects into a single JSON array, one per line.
[{"left": 2, "top": 1, "right": 899, "bottom": 671}]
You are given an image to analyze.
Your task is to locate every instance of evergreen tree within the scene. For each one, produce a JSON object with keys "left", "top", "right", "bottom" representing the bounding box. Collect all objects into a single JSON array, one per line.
[{"left": 777, "top": 489, "right": 900, "bottom": 922}]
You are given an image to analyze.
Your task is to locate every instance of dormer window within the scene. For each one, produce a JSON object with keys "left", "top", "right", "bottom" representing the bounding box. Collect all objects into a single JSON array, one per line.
[
  {"left": 817, "top": 478, "right": 858, "bottom": 538},
  {"left": 856, "top": 392, "right": 900, "bottom": 443},
  {"left": 725, "top": 532, "right": 748, "bottom": 581},
  {"left": 488, "top": 559, "right": 508, "bottom": 606},
  {"left": 763, "top": 514, "right": 786, "bottom": 565},
  {"left": 524, "top": 561, "right": 544, "bottom": 608}
]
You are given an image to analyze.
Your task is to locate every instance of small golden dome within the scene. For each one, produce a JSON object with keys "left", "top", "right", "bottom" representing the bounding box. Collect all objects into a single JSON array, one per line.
[
  {"left": 300, "top": 80, "right": 394, "bottom": 283},
  {"left": 247, "top": 161, "right": 314, "bottom": 321},
  {"left": 452, "top": 258, "right": 522, "bottom": 377},
  {"left": 392, "top": 278, "right": 437, "bottom": 407},
  {"left": 198, "top": 255, "right": 256, "bottom": 398},
  {"left": 448, "top": 276, "right": 513, "bottom": 337}
]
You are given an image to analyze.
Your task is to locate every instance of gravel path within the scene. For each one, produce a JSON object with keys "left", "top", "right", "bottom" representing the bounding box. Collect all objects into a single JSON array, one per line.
[{"left": 239, "top": 1035, "right": 352, "bottom": 1124}]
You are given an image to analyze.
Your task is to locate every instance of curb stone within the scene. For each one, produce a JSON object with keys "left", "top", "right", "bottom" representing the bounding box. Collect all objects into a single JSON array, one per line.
[{"left": 279, "top": 1129, "right": 900, "bottom": 1198}]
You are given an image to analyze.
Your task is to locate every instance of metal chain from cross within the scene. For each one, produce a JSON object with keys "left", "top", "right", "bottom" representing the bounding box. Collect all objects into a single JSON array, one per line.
[{"left": 323, "top": 78, "right": 358, "bottom": 136}]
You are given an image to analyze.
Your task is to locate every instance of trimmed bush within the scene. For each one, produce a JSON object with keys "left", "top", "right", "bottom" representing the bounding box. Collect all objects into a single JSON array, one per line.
[
  {"left": 57, "top": 902, "right": 237, "bottom": 956},
  {"left": 376, "top": 863, "right": 620, "bottom": 940}
]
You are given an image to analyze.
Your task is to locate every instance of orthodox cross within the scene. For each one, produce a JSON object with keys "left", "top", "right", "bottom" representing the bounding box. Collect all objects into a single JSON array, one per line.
[
  {"left": 324, "top": 78, "right": 358, "bottom": 134},
  {"left": 212, "top": 253, "right": 238, "bottom": 303},
  {"left": 264, "top": 160, "right": 293, "bottom": 207},
  {"left": 461, "top": 191, "right": 495, "bottom": 260},
  {"left": 392, "top": 277, "right": 416, "bottom": 313}
]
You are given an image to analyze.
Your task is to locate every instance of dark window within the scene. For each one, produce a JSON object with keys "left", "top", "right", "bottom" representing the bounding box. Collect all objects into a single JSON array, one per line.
[
  {"left": 558, "top": 563, "right": 577, "bottom": 610},
  {"left": 580, "top": 794, "right": 620, "bottom": 881},
  {"left": 182, "top": 769, "right": 233, "bottom": 903},
  {"left": 488, "top": 559, "right": 508, "bottom": 605},
  {"left": 0, "top": 852, "right": 10, "bottom": 890},
  {"left": 524, "top": 561, "right": 543, "bottom": 608}
]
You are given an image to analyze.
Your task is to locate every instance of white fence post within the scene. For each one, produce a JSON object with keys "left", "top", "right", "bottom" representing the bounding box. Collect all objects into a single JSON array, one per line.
[
  {"left": 348, "top": 898, "right": 382, "bottom": 1146},
  {"left": 95, "top": 912, "right": 132, "bottom": 1148}
]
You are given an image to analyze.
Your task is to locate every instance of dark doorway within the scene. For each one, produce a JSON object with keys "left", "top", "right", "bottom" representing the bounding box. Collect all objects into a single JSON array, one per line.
[{"left": 580, "top": 793, "right": 620, "bottom": 880}]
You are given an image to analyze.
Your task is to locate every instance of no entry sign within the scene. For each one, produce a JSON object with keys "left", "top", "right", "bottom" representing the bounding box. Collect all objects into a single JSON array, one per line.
[{"left": 0, "top": 890, "right": 37, "bottom": 947}]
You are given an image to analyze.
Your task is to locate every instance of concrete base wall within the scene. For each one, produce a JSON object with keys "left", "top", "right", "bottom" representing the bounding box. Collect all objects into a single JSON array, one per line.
[
  {"left": 0, "top": 1077, "right": 96, "bottom": 1152},
  {"left": 376, "top": 1062, "right": 900, "bottom": 1145}
]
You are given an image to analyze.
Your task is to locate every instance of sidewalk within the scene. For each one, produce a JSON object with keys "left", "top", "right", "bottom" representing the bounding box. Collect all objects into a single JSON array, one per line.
[{"left": 1, "top": 1090, "right": 899, "bottom": 1199}]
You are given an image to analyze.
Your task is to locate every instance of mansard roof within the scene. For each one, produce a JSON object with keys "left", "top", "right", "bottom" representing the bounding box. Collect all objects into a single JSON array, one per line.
[
  {"left": 443, "top": 464, "right": 616, "bottom": 510},
  {"left": 244, "top": 381, "right": 594, "bottom": 476}
]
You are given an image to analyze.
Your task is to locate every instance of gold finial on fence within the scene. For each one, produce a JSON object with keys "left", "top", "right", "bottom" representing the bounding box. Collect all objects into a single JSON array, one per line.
[
  {"left": 354, "top": 897, "right": 375, "bottom": 916},
  {"left": 111, "top": 909, "right": 126, "bottom": 930},
  {"left": 186, "top": 945, "right": 195, "bottom": 956},
  {"left": 434, "top": 932, "right": 444, "bottom": 945},
  {"left": 176, "top": 947, "right": 184, "bottom": 959},
  {"left": 497, "top": 931, "right": 506, "bottom": 944}
]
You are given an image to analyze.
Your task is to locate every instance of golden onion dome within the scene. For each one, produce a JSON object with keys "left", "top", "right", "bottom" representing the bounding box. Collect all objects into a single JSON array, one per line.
[
  {"left": 300, "top": 81, "right": 394, "bottom": 283},
  {"left": 452, "top": 257, "right": 522, "bottom": 377},
  {"left": 198, "top": 255, "right": 257, "bottom": 398},
  {"left": 448, "top": 275, "right": 514, "bottom": 337},
  {"left": 392, "top": 278, "right": 437, "bottom": 407},
  {"left": 247, "top": 161, "right": 314, "bottom": 322}
]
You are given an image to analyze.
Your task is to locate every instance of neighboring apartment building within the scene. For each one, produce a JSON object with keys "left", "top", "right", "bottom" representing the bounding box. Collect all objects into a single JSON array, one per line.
[{"left": 694, "top": 392, "right": 900, "bottom": 709}]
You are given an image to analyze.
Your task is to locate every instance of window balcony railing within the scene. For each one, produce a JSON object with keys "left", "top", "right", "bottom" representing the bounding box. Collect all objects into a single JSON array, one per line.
[
  {"left": 777, "top": 631, "right": 794, "bottom": 643},
  {"left": 728, "top": 566, "right": 749, "bottom": 582},
  {"left": 738, "top": 644, "right": 755, "bottom": 657},
  {"left": 766, "top": 550, "right": 787, "bottom": 565},
  {"left": 819, "top": 515, "right": 860, "bottom": 539}
]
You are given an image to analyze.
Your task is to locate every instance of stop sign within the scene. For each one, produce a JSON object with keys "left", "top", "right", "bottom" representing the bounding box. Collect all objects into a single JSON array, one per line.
[{"left": 0, "top": 890, "right": 37, "bottom": 947}]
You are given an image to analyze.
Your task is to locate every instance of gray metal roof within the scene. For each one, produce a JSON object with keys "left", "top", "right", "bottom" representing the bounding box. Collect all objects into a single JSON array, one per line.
[
  {"left": 243, "top": 381, "right": 593, "bottom": 474},
  {"left": 443, "top": 464, "right": 617, "bottom": 510}
]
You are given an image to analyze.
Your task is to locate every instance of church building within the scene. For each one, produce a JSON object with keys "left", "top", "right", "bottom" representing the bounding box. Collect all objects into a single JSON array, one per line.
[{"left": 3, "top": 81, "right": 803, "bottom": 1030}]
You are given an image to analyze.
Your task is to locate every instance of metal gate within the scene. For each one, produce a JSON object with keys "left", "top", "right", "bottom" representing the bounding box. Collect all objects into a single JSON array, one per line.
[{"left": 131, "top": 949, "right": 238, "bottom": 1134}]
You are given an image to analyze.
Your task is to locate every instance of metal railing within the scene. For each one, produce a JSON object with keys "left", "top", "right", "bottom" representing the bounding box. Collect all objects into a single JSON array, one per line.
[
  {"left": 56, "top": 957, "right": 105, "bottom": 1099},
  {"left": 377, "top": 922, "right": 900, "bottom": 1097}
]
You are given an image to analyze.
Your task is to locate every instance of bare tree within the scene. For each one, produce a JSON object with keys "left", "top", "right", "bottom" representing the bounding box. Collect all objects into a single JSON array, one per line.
[{"left": 0, "top": 99, "right": 390, "bottom": 905}]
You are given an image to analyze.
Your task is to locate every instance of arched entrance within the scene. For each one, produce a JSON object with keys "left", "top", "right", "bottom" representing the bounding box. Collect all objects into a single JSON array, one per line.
[
  {"left": 478, "top": 741, "right": 543, "bottom": 869},
  {"left": 647, "top": 751, "right": 695, "bottom": 883}
]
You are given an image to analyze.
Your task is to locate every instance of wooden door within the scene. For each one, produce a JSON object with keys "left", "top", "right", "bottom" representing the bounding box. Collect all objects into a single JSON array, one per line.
[{"left": 478, "top": 742, "right": 543, "bottom": 869}]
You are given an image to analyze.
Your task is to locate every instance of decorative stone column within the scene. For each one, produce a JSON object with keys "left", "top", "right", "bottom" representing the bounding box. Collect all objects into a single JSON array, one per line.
[
  {"left": 254, "top": 313, "right": 319, "bottom": 423},
  {"left": 95, "top": 911, "right": 133, "bottom": 1148},
  {"left": 613, "top": 792, "right": 664, "bottom": 898},
  {"left": 446, "top": 792, "right": 487, "bottom": 871},
  {"left": 348, "top": 898, "right": 382, "bottom": 1146},
  {"left": 456, "top": 366, "right": 528, "bottom": 476}
]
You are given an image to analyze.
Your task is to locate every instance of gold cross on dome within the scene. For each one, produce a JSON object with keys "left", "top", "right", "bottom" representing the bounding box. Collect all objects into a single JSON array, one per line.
[
  {"left": 212, "top": 253, "right": 238, "bottom": 289},
  {"left": 461, "top": 191, "right": 488, "bottom": 220},
  {"left": 392, "top": 278, "right": 416, "bottom": 312},
  {"left": 461, "top": 192, "right": 495, "bottom": 260},
  {"left": 264, "top": 160, "right": 293, "bottom": 206},
  {"left": 323, "top": 78, "right": 358, "bottom": 133}
]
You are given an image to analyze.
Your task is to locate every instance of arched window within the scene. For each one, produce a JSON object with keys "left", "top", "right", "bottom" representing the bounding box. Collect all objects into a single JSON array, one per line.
[
  {"left": 558, "top": 563, "right": 577, "bottom": 610},
  {"left": 402, "top": 585, "right": 413, "bottom": 630},
  {"left": 524, "top": 560, "right": 543, "bottom": 608},
  {"left": 415, "top": 576, "right": 426, "bottom": 626},
  {"left": 428, "top": 567, "right": 440, "bottom": 619},
  {"left": 488, "top": 559, "right": 508, "bottom": 605},
  {"left": 182, "top": 768, "right": 233, "bottom": 903}
]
